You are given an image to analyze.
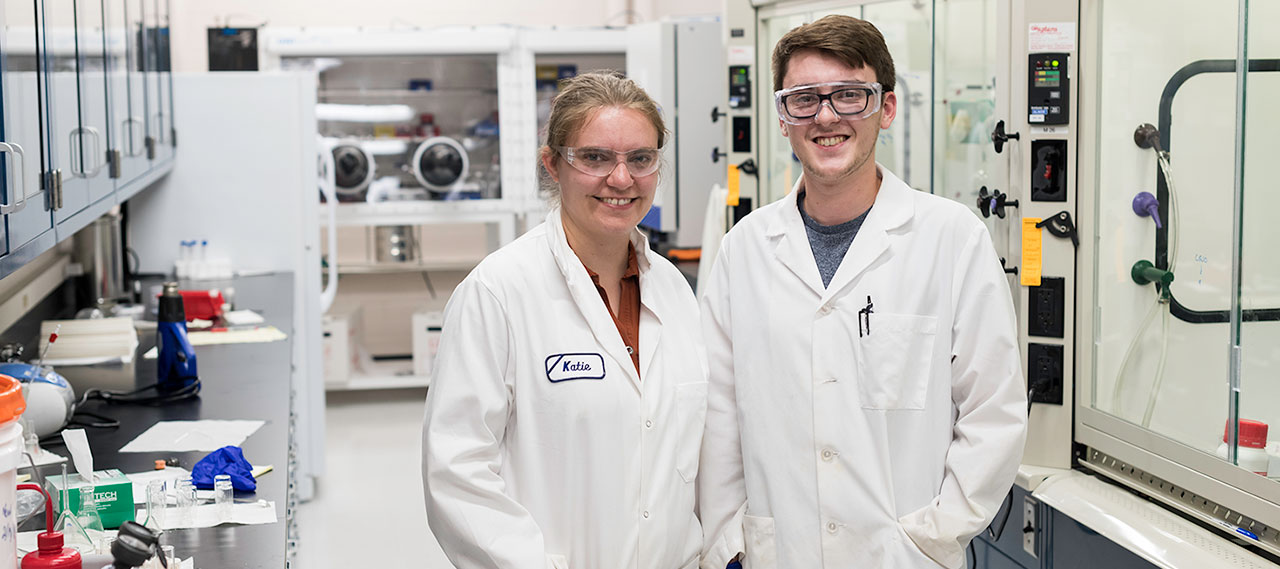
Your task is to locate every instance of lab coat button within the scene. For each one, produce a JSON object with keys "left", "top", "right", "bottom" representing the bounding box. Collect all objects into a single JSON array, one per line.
[
  {"left": 643, "top": 511, "right": 650, "bottom": 519},
  {"left": 645, "top": 420, "right": 653, "bottom": 428},
  {"left": 827, "top": 521, "right": 839, "bottom": 533},
  {"left": 821, "top": 449, "right": 835, "bottom": 461},
  {"left": 819, "top": 304, "right": 834, "bottom": 315}
]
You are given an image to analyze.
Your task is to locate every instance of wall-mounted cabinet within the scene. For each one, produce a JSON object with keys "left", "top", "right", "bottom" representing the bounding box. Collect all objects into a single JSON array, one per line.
[{"left": 0, "top": 0, "right": 176, "bottom": 279}]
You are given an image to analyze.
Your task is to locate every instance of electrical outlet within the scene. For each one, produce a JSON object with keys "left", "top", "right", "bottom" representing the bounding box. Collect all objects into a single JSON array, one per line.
[
  {"left": 1027, "top": 343, "right": 1064, "bottom": 405},
  {"left": 1023, "top": 496, "right": 1038, "bottom": 557}
]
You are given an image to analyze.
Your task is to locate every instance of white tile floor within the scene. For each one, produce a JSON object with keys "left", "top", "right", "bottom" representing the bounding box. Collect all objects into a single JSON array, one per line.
[{"left": 294, "top": 388, "right": 453, "bottom": 568}]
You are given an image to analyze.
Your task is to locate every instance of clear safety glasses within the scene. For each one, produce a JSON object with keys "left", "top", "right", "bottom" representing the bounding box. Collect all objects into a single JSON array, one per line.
[
  {"left": 555, "top": 146, "right": 662, "bottom": 177},
  {"left": 774, "top": 81, "right": 884, "bottom": 125}
]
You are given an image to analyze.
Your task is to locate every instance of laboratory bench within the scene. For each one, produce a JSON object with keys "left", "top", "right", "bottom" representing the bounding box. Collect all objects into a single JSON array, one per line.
[{"left": 35, "top": 273, "right": 296, "bottom": 568}]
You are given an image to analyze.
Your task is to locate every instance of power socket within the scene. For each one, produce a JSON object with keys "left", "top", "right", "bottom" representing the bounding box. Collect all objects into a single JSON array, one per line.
[
  {"left": 1023, "top": 496, "right": 1038, "bottom": 558},
  {"left": 1028, "top": 343, "right": 1064, "bottom": 405}
]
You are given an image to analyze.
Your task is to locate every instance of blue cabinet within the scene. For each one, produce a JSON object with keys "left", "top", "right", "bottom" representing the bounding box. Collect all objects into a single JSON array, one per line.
[
  {"left": 0, "top": 12, "right": 58, "bottom": 271},
  {"left": 0, "top": 0, "right": 173, "bottom": 279},
  {"left": 40, "top": 0, "right": 116, "bottom": 235}
]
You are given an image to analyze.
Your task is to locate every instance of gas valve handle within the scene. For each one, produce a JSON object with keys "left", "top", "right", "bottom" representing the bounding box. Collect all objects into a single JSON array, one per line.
[{"left": 991, "top": 120, "right": 1020, "bottom": 154}]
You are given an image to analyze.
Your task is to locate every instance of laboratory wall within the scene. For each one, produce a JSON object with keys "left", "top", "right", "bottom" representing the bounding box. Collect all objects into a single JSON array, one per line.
[
  {"left": 1090, "top": 0, "right": 1280, "bottom": 462},
  {"left": 170, "top": 0, "right": 721, "bottom": 72}
]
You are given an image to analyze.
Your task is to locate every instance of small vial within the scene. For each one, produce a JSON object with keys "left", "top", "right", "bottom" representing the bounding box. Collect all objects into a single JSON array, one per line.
[
  {"left": 174, "top": 478, "right": 196, "bottom": 527},
  {"left": 145, "top": 479, "right": 167, "bottom": 530},
  {"left": 214, "top": 474, "right": 233, "bottom": 521}
]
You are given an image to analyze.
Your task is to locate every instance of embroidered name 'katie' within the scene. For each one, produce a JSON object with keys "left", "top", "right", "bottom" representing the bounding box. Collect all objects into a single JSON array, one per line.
[{"left": 545, "top": 353, "right": 606, "bottom": 382}]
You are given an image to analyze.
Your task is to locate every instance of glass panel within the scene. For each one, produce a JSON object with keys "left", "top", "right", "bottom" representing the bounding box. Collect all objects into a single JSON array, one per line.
[
  {"left": 533, "top": 54, "right": 626, "bottom": 135},
  {"left": 759, "top": 11, "right": 811, "bottom": 205},
  {"left": 1090, "top": 0, "right": 1242, "bottom": 459},
  {"left": 1237, "top": 0, "right": 1280, "bottom": 484},
  {"left": 302, "top": 54, "right": 502, "bottom": 201},
  {"left": 934, "top": 0, "right": 1002, "bottom": 222},
  {"left": 862, "top": 0, "right": 932, "bottom": 191}
]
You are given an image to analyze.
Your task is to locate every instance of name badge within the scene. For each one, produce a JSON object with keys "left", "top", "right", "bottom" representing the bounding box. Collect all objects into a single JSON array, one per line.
[{"left": 545, "top": 353, "right": 606, "bottom": 383}]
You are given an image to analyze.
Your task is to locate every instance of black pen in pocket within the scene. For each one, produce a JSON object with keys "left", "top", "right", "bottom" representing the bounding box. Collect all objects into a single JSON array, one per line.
[{"left": 858, "top": 295, "right": 874, "bottom": 337}]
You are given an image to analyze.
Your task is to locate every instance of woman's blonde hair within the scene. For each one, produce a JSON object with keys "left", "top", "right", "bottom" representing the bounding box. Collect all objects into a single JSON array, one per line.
[{"left": 539, "top": 71, "right": 667, "bottom": 200}]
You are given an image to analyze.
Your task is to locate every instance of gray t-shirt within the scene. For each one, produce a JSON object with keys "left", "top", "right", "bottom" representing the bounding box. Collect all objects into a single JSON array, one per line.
[{"left": 798, "top": 191, "right": 871, "bottom": 288}]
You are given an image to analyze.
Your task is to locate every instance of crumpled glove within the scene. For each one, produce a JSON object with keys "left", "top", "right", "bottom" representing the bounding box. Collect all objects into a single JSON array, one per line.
[{"left": 191, "top": 445, "right": 257, "bottom": 491}]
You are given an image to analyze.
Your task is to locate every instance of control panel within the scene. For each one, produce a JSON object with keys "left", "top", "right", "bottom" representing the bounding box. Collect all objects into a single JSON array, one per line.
[
  {"left": 729, "top": 65, "right": 751, "bottom": 109},
  {"left": 1028, "top": 53, "right": 1069, "bottom": 125}
]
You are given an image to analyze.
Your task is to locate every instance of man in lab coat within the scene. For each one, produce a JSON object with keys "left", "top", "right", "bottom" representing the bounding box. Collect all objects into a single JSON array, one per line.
[{"left": 698, "top": 15, "right": 1027, "bottom": 569}]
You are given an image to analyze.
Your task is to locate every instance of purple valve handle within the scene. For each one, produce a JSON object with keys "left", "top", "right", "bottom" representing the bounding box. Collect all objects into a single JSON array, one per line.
[{"left": 1132, "top": 191, "right": 1163, "bottom": 229}]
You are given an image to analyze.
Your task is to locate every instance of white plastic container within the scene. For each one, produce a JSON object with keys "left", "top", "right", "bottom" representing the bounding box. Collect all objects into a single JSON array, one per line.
[
  {"left": 1215, "top": 419, "right": 1269, "bottom": 476},
  {"left": 0, "top": 374, "right": 29, "bottom": 569}
]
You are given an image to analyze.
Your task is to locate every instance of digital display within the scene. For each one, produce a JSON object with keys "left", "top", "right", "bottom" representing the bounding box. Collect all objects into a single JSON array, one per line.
[{"left": 1034, "top": 59, "right": 1061, "bottom": 87}]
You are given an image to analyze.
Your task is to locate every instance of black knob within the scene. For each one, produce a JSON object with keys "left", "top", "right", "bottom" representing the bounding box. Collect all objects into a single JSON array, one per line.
[
  {"left": 712, "top": 147, "right": 728, "bottom": 163},
  {"left": 991, "top": 120, "right": 1020, "bottom": 154},
  {"left": 1134, "top": 123, "right": 1163, "bottom": 152},
  {"left": 976, "top": 186, "right": 1018, "bottom": 219},
  {"left": 711, "top": 106, "right": 728, "bottom": 123},
  {"left": 977, "top": 187, "right": 994, "bottom": 218}
]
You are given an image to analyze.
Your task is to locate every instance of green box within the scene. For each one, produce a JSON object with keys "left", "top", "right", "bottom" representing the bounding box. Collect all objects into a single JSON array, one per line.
[{"left": 46, "top": 469, "right": 136, "bottom": 529}]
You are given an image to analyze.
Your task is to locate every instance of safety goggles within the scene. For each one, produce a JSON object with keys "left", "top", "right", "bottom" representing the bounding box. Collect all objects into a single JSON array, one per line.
[
  {"left": 554, "top": 146, "right": 662, "bottom": 177},
  {"left": 774, "top": 81, "right": 883, "bottom": 125}
]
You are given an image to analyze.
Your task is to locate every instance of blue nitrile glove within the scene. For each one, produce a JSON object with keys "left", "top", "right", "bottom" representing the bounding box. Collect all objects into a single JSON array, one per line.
[
  {"left": 191, "top": 445, "right": 257, "bottom": 491},
  {"left": 727, "top": 562, "right": 742, "bottom": 569}
]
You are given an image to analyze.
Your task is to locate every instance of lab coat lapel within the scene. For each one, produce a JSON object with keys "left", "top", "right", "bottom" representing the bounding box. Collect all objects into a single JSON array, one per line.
[
  {"left": 545, "top": 209, "right": 643, "bottom": 393},
  {"left": 767, "top": 180, "right": 827, "bottom": 298},
  {"left": 821, "top": 165, "right": 914, "bottom": 302},
  {"left": 635, "top": 234, "right": 664, "bottom": 387}
]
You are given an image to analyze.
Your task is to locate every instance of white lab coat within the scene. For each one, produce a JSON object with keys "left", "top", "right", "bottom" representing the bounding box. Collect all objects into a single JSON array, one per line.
[
  {"left": 698, "top": 166, "right": 1026, "bottom": 569},
  {"left": 423, "top": 209, "right": 707, "bottom": 569}
]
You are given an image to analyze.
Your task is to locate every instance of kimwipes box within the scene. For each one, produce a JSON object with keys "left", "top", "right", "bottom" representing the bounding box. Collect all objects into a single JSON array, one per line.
[{"left": 47, "top": 469, "right": 136, "bottom": 528}]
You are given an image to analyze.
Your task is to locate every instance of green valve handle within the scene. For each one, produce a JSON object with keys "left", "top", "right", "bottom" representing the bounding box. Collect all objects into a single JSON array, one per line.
[{"left": 1131, "top": 260, "right": 1174, "bottom": 287}]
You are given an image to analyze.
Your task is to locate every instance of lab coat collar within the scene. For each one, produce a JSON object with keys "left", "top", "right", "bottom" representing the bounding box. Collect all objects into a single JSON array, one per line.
[
  {"left": 544, "top": 208, "right": 660, "bottom": 392},
  {"left": 764, "top": 164, "right": 915, "bottom": 302}
]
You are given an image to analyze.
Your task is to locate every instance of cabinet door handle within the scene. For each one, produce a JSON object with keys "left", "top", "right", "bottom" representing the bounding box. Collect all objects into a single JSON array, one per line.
[
  {"left": 69, "top": 126, "right": 105, "bottom": 177},
  {"left": 0, "top": 142, "right": 29, "bottom": 214},
  {"left": 123, "top": 117, "right": 146, "bottom": 157},
  {"left": 154, "top": 112, "right": 166, "bottom": 143}
]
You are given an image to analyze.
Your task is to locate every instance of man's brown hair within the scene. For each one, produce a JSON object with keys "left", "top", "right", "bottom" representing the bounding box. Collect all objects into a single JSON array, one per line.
[{"left": 772, "top": 15, "right": 896, "bottom": 93}]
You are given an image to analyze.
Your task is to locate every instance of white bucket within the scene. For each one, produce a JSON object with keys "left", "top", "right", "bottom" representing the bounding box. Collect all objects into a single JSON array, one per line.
[
  {"left": 0, "top": 421, "right": 23, "bottom": 569},
  {"left": 0, "top": 373, "right": 27, "bottom": 569}
]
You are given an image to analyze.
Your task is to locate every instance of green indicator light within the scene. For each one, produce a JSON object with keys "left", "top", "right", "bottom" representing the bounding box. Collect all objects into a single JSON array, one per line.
[{"left": 1053, "top": 60, "right": 1059, "bottom": 66}]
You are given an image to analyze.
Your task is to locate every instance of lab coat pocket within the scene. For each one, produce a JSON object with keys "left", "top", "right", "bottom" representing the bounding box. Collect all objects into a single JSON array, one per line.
[
  {"left": 855, "top": 313, "right": 937, "bottom": 410},
  {"left": 676, "top": 381, "right": 708, "bottom": 483},
  {"left": 742, "top": 514, "right": 777, "bottom": 569}
]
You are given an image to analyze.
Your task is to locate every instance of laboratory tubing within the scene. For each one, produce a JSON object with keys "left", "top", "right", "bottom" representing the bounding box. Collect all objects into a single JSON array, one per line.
[
  {"left": 214, "top": 474, "right": 233, "bottom": 521},
  {"left": 1215, "top": 419, "right": 1270, "bottom": 475}
]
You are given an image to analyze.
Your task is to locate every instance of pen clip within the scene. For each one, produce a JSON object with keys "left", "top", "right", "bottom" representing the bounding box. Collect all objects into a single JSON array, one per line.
[{"left": 858, "top": 295, "right": 874, "bottom": 337}]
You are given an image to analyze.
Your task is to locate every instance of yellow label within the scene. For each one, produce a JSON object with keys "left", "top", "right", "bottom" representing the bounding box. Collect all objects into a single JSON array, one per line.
[
  {"left": 727, "top": 164, "right": 741, "bottom": 207},
  {"left": 1021, "top": 218, "right": 1043, "bottom": 287}
]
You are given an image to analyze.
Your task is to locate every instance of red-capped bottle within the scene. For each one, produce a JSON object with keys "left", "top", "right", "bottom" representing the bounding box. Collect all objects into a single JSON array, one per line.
[{"left": 21, "top": 530, "right": 81, "bottom": 569}]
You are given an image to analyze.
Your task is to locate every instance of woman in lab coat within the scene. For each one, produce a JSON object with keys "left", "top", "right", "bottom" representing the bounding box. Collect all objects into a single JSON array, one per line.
[{"left": 422, "top": 72, "right": 707, "bottom": 569}]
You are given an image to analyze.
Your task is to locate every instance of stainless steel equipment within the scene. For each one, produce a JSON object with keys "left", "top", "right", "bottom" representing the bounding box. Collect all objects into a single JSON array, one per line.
[{"left": 73, "top": 211, "right": 128, "bottom": 307}]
